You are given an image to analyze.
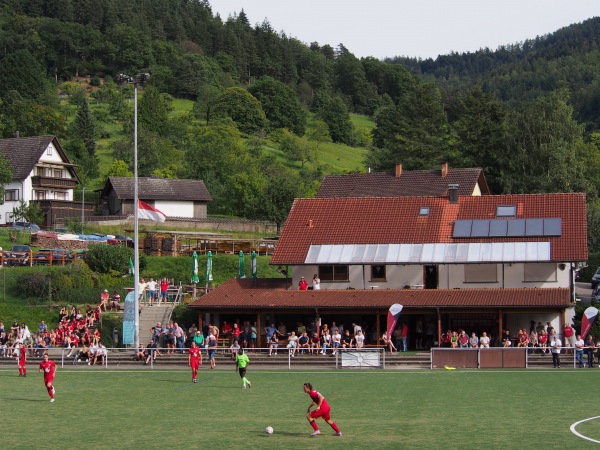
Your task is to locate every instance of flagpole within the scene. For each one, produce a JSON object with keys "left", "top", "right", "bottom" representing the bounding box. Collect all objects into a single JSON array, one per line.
[{"left": 133, "top": 84, "right": 140, "bottom": 350}]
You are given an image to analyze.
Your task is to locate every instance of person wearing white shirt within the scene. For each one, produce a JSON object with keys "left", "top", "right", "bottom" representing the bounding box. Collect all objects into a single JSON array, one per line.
[
  {"left": 146, "top": 278, "right": 157, "bottom": 305},
  {"left": 551, "top": 336, "right": 562, "bottom": 368},
  {"left": 312, "top": 274, "right": 320, "bottom": 290}
]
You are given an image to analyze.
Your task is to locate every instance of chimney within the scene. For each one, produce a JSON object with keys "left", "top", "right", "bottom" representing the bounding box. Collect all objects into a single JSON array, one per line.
[
  {"left": 448, "top": 184, "right": 459, "bottom": 204},
  {"left": 14, "top": 131, "right": 19, "bottom": 139},
  {"left": 441, "top": 162, "right": 448, "bottom": 177},
  {"left": 395, "top": 163, "right": 402, "bottom": 178}
]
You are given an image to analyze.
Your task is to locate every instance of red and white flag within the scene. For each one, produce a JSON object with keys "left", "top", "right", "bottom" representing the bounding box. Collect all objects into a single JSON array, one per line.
[
  {"left": 386, "top": 303, "right": 403, "bottom": 340},
  {"left": 581, "top": 307, "right": 599, "bottom": 339},
  {"left": 138, "top": 200, "right": 166, "bottom": 223}
]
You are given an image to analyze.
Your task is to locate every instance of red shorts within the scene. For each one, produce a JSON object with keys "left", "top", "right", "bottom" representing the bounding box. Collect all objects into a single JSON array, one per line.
[
  {"left": 310, "top": 407, "right": 331, "bottom": 421},
  {"left": 190, "top": 360, "right": 199, "bottom": 370},
  {"left": 18, "top": 359, "right": 26, "bottom": 367},
  {"left": 44, "top": 377, "right": 54, "bottom": 385}
]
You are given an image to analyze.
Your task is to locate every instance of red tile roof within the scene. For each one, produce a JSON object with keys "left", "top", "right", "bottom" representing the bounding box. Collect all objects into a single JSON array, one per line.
[
  {"left": 189, "top": 278, "right": 570, "bottom": 309},
  {"left": 316, "top": 167, "right": 490, "bottom": 198},
  {"left": 271, "top": 193, "right": 587, "bottom": 264}
]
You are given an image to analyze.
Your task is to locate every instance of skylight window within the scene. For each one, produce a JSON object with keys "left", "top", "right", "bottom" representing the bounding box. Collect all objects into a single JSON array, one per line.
[
  {"left": 419, "top": 207, "right": 430, "bottom": 216},
  {"left": 496, "top": 205, "right": 516, "bottom": 217}
]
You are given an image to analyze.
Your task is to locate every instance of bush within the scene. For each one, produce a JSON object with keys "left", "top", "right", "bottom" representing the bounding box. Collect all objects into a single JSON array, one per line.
[
  {"left": 90, "top": 76, "right": 101, "bottom": 87},
  {"left": 87, "top": 244, "right": 146, "bottom": 275}
]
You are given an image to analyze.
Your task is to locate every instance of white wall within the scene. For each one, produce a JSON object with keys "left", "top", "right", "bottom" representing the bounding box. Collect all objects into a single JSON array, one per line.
[{"left": 154, "top": 200, "right": 194, "bottom": 218}]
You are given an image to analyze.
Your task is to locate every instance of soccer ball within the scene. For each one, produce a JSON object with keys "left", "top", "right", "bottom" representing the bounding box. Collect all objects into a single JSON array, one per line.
[{"left": 265, "top": 426, "right": 274, "bottom": 435}]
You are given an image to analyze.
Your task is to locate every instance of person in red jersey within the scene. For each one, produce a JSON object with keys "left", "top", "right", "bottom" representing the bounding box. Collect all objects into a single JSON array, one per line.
[
  {"left": 39, "top": 353, "right": 57, "bottom": 402},
  {"left": 18, "top": 343, "right": 27, "bottom": 377},
  {"left": 304, "top": 382, "right": 342, "bottom": 437},
  {"left": 188, "top": 341, "right": 202, "bottom": 383}
]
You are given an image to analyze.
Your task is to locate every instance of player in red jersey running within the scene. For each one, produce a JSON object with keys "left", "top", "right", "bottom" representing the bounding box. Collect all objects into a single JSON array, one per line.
[
  {"left": 304, "top": 382, "right": 342, "bottom": 437},
  {"left": 18, "top": 344, "right": 27, "bottom": 376},
  {"left": 188, "top": 341, "right": 202, "bottom": 383},
  {"left": 39, "top": 353, "right": 57, "bottom": 402}
]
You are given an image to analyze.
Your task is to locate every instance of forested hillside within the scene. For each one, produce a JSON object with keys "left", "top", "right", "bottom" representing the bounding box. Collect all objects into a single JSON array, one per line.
[{"left": 0, "top": 1, "right": 600, "bottom": 244}]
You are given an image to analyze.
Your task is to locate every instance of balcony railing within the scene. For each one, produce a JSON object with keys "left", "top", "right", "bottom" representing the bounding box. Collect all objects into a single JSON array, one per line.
[{"left": 31, "top": 176, "right": 78, "bottom": 189}]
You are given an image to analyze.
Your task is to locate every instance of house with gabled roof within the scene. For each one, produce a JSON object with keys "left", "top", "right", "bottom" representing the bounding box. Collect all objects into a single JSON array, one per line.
[
  {"left": 316, "top": 163, "right": 490, "bottom": 198},
  {"left": 191, "top": 190, "right": 587, "bottom": 349},
  {"left": 0, "top": 135, "right": 83, "bottom": 227},
  {"left": 99, "top": 176, "right": 212, "bottom": 219}
]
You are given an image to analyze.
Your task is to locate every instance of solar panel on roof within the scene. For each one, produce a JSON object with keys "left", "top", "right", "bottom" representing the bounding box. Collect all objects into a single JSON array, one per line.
[
  {"left": 507, "top": 219, "right": 526, "bottom": 236},
  {"left": 453, "top": 220, "right": 472, "bottom": 238},
  {"left": 471, "top": 220, "right": 490, "bottom": 237},
  {"left": 525, "top": 218, "right": 544, "bottom": 236},
  {"left": 543, "top": 218, "right": 561, "bottom": 236},
  {"left": 489, "top": 220, "right": 508, "bottom": 237}
]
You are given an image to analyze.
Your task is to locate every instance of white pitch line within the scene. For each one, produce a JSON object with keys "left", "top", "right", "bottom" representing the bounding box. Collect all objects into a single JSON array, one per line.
[{"left": 570, "top": 416, "right": 600, "bottom": 444}]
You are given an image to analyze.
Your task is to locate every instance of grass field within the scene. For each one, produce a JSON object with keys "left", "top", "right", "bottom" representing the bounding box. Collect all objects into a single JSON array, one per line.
[{"left": 1, "top": 367, "right": 598, "bottom": 449}]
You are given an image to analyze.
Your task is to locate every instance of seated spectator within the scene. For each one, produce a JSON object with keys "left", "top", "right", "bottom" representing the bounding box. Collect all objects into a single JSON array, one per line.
[
  {"left": 479, "top": 332, "right": 490, "bottom": 348},
  {"left": 381, "top": 331, "right": 397, "bottom": 352},
  {"left": 450, "top": 331, "right": 458, "bottom": 348},
  {"left": 221, "top": 321, "right": 232, "bottom": 339},
  {"left": 469, "top": 332, "right": 479, "bottom": 348},
  {"left": 0, "top": 331, "right": 8, "bottom": 357},
  {"left": 538, "top": 329, "right": 548, "bottom": 353},
  {"left": 110, "top": 292, "right": 121, "bottom": 311},
  {"left": 192, "top": 331, "right": 204, "bottom": 348},
  {"left": 144, "top": 341, "right": 158, "bottom": 365},
  {"left": 528, "top": 330, "right": 538, "bottom": 350},
  {"left": 354, "top": 329, "right": 365, "bottom": 350},
  {"left": 268, "top": 334, "right": 279, "bottom": 356},
  {"left": 135, "top": 343, "right": 146, "bottom": 361},
  {"left": 517, "top": 329, "right": 529, "bottom": 347},
  {"left": 331, "top": 329, "right": 342, "bottom": 355},
  {"left": 320, "top": 329, "right": 331, "bottom": 354},
  {"left": 286, "top": 331, "right": 299, "bottom": 357},
  {"left": 441, "top": 329, "right": 452, "bottom": 348},
  {"left": 309, "top": 332, "right": 320, "bottom": 354},
  {"left": 341, "top": 329, "right": 353, "bottom": 349},
  {"left": 93, "top": 342, "right": 107, "bottom": 366},
  {"left": 100, "top": 289, "right": 109, "bottom": 311},
  {"left": 38, "top": 320, "right": 47, "bottom": 334},
  {"left": 502, "top": 330, "right": 512, "bottom": 348},
  {"left": 230, "top": 341, "right": 240, "bottom": 360},
  {"left": 298, "top": 332, "right": 310, "bottom": 354},
  {"left": 457, "top": 330, "right": 469, "bottom": 348}
]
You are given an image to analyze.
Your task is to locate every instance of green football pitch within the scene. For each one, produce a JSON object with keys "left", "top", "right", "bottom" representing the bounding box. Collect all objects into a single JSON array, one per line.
[{"left": 1, "top": 367, "right": 598, "bottom": 449}]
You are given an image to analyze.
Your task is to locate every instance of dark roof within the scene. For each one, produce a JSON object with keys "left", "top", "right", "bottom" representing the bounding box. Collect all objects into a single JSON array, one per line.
[
  {"left": 189, "top": 278, "right": 570, "bottom": 309},
  {"left": 0, "top": 135, "right": 79, "bottom": 182},
  {"left": 271, "top": 193, "right": 588, "bottom": 264},
  {"left": 316, "top": 167, "right": 490, "bottom": 198},
  {"left": 107, "top": 177, "right": 212, "bottom": 202}
]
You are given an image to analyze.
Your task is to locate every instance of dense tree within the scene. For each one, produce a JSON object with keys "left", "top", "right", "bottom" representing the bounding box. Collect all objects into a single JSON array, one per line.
[
  {"left": 311, "top": 91, "right": 354, "bottom": 145},
  {"left": 0, "top": 151, "right": 13, "bottom": 204},
  {"left": 1, "top": 92, "right": 66, "bottom": 138},
  {"left": 247, "top": 76, "right": 307, "bottom": 135},
  {"left": 71, "top": 99, "right": 97, "bottom": 158},
  {"left": 0, "top": 50, "right": 48, "bottom": 101},
  {"left": 209, "top": 87, "right": 266, "bottom": 135},
  {"left": 137, "top": 85, "right": 171, "bottom": 136},
  {"left": 333, "top": 44, "right": 379, "bottom": 114}
]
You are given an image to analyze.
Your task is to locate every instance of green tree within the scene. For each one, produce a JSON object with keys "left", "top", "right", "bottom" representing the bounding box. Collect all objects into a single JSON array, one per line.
[
  {"left": 138, "top": 86, "right": 171, "bottom": 136},
  {"left": 1, "top": 92, "right": 67, "bottom": 139},
  {"left": 311, "top": 91, "right": 354, "bottom": 145},
  {"left": 0, "top": 49, "right": 48, "bottom": 101},
  {"left": 71, "top": 99, "right": 97, "bottom": 158},
  {"left": 279, "top": 129, "right": 315, "bottom": 166},
  {"left": 247, "top": 76, "right": 307, "bottom": 135},
  {"left": 12, "top": 199, "right": 44, "bottom": 225},
  {"left": 107, "top": 160, "right": 133, "bottom": 178},
  {"left": 307, "top": 119, "right": 332, "bottom": 151},
  {"left": 209, "top": 87, "right": 266, "bottom": 135},
  {"left": 0, "top": 151, "right": 12, "bottom": 203}
]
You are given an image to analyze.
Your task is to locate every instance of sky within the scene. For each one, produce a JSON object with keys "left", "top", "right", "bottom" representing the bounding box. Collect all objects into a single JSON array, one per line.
[{"left": 209, "top": 0, "right": 600, "bottom": 59}]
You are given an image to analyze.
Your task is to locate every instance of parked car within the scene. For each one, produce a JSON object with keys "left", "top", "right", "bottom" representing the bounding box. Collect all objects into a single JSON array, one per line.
[
  {"left": 6, "top": 244, "right": 32, "bottom": 266},
  {"left": 12, "top": 222, "right": 41, "bottom": 232},
  {"left": 591, "top": 267, "right": 600, "bottom": 289},
  {"left": 33, "top": 248, "right": 73, "bottom": 265}
]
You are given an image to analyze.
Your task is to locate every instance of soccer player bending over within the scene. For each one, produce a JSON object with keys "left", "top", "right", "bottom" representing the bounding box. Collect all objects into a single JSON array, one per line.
[{"left": 304, "top": 382, "right": 342, "bottom": 437}]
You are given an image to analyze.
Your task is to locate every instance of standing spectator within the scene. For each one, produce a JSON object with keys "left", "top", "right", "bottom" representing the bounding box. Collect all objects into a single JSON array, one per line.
[
  {"left": 479, "top": 332, "right": 490, "bottom": 348},
  {"left": 146, "top": 278, "right": 157, "bottom": 305},
  {"left": 469, "top": 332, "right": 479, "bottom": 348},
  {"left": 138, "top": 278, "right": 147, "bottom": 302},
  {"left": 277, "top": 322, "right": 287, "bottom": 336},
  {"left": 586, "top": 335, "right": 595, "bottom": 368},
  {"left": 174, "top": 323, "right": 185, "bottom": 353},
  {"left": 575, "top": 335, "right": 585, "bottom": 368},
  {"left": 298, "top": 276, "right": 308, "bottom": 290},
  {"left": 425, "top": 321, "right": 435, "bottom": 349},
  {"left": 207, "top": 332, "right": 217, "bottom": 369},
  {"left": 563, "top": 323, "right": 575, "bottom": 348},
  {"left": 188, "top": 323, "right": 198, "bottom": 341},
  {"left": 99, "top": 290, "right": 109, "bottom": 311},
  {"left": 312, "top": 274, "right": 320, "bottom": 290},
  {"left": 264, "top": 323, "right": 277, "bottom": 343},
  {"left": 39, "top": 353, "right": 57, "bottom": 402},
  {"left": 188, "top": 341, "right": 202, "bottom": 383},
  {"left": 221, "top": 321, "right": 232, "bottom": 340},
  {"left": 231, "top": 323, "right": 241, "bottom": 345},
  {"left": 415, "top": 319, "right": 423, "bottom": 350},
  {"left": 250, "top": 322, "right": 258, "bottom": 350},
  {"left": 551, "top": 335, "right": 562, "bottom": 368},
  {"left": 38, "top": 320, "right": 47, "bottom": 334},
  {"left": 159, "top": 277, "right": 169, "bottom": 305},
  {"left": 398, "top": 323, "right": 408, "bottom": 352}
]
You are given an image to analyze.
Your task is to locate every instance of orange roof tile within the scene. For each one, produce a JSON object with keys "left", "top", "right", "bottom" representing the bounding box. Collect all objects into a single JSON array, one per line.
[{"left": 271, "top": 193, "right": 587, "bottom": 264}]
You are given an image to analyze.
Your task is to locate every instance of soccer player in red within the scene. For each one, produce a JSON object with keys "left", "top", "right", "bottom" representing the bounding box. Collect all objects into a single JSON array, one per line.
[
  {"left": 304, "top": 382, "right": 342, "bottom": 437},
  {"left": 18, "top": 344, "right": 27, "bottom": 377},
  {"left": 39, "top": 353, "right": 57, "bottom": 402},
  {"left": 188, "top": 341, "right": 202, "bottom": 383}
]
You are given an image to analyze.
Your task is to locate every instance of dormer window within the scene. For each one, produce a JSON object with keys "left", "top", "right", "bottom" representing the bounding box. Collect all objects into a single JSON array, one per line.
[
  {"left": 418, "top": 207, "right": 430, "bottom": 216},
  {"left": 496, "top": 205, "right": 516, "bottom": 217}
]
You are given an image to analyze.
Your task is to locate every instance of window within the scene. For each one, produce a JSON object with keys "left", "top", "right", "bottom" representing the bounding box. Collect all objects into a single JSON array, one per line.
[
  {"left": 46, "top": 146, "right": 53, "bottom": 156},
  {"left": 496, "top": 205, "right": 516, "bottom": 217},
  {"left": 5, "top": 190, "right": 18, "bottom": 201},
  {"left": 524, "top": 263, "right": 556, "bottom": 282},
  {"left": 418, "top": 207, "right": 430, "bottom": 216},
  {"left": 36, "top": 167, "right": 46, "bottom": 176},
  {"left": 464, "top": 264, "right": 498, "bottom": 283},
  {"left": 371, "top": 265, "right": 386, "bottom": 281},
  {"left": 53, "top": 169, "right": 63, "bottom": 178},
  {"left": 55, "top": 192, "right": 67, "bottom": 200},
  {"left": 319, "top": 265, "right": 349, "bottom": 281},
  {"left": 34, "top": 190, "right": 46, "bottom": 200}
]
